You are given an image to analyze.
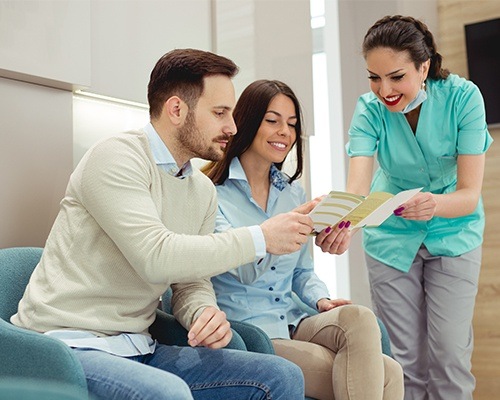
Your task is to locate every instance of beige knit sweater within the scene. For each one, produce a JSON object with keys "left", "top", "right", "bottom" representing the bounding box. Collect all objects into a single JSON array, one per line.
[{"left": 11, "top": 130, "right": 255, "bottom": 336}]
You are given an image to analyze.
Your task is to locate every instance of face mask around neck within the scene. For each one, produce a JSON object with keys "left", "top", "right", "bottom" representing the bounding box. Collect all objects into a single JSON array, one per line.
[{"left": 401, "top": 85, "right": 427, "bottom": 114}]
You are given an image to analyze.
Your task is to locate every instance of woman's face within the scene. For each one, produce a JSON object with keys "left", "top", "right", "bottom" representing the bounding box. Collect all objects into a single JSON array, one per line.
[
  {"left": 245, "top": 93, "right": 297, "bottom": 164},
  {"left": 365, "top": 47, "right": 430, "bottom": 112}
]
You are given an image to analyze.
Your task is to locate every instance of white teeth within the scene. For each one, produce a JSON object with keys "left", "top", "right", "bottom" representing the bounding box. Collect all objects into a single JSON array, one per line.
[
  {"left": 385, "top": 95, "right": 401, "bottom": 101},
  {"left": 270, "top": 142, "right": 286, "bottom": 149}
]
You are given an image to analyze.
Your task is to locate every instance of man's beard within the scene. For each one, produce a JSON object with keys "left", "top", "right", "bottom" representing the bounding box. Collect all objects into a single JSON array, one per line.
[{"left": 178, "top": 110, "right": 225, "bottom": 162}]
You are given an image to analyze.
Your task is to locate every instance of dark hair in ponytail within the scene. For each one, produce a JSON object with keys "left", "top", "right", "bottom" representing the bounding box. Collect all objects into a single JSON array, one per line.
[{"left": 362, "top": 15, "right": 449, "bottom": 80}]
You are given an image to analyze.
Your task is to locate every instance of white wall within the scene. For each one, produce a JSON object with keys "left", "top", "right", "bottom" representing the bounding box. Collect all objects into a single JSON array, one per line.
[
  {"left": 0, "top": 0, "right": 91, "bottom": 90},
  {"left": 88, "top": 0, "right": 212, "bottom": 103},
  {"left": 0, "top": 77, "right": 73, "bottom": 247}
]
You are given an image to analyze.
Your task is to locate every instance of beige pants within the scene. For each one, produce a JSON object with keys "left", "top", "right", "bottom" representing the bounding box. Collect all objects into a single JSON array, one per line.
[{"left": 272, "top": 305, "right": 404, "bottom": 400}]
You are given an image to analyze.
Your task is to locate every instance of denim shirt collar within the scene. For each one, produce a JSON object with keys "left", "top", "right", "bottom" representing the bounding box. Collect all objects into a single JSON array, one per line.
[{"left": 227, "top": 158, "right": 288, "bottom": 192}]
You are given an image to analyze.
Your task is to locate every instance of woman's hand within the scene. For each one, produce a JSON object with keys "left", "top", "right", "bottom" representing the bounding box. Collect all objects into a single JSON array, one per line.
[
  {"left": 394, "top": 192, "right": 437, "bottom": 220},
  {"left": 314, "top": 223, "right": 353, "bottom": 255},
  {"left": 317, "top": 298, "right": 352, "bottom": 312}
]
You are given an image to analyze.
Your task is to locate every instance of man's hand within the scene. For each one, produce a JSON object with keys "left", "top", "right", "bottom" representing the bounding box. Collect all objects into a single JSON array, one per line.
[
  {"left": 187, "top": 306, "right": 232, "bottom": 349},
  {"left": 317, "top": 298, "right": 352, "bottom": 312},
  {"left": 315, "top": 223, "right": 353, "bottom": 255},
  {"left": 292, "top": 196, "right": 323, "bottom": 215},
  {"left": 260, "top": 212, "right": 314, "bottom": 255}
]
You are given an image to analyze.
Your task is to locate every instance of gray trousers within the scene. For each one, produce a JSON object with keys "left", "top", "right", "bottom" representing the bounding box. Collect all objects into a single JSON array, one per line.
[{"left": 366, "top": 245, "right": 482, "bottom": 400}]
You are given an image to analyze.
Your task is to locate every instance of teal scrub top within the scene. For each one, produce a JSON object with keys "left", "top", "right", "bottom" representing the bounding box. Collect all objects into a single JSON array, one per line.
[{"left": 346, "top": 74, "right": 493, "bottom": 272}]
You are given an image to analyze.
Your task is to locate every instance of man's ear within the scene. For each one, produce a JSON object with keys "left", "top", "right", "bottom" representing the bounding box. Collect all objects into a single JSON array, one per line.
[{"left": 163, "top": 96, "right": 187, "bottom": 126}]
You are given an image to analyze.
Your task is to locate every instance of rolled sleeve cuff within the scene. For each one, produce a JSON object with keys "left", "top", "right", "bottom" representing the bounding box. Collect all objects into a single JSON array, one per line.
[{"left": 248, "top": 225, "right": 266, "bottom": 259}]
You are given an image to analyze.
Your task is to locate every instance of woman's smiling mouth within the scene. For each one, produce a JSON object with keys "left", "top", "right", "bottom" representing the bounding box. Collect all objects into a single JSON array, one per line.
[{"left": 383, "top": 94, "right": 403, "bottom": 106}]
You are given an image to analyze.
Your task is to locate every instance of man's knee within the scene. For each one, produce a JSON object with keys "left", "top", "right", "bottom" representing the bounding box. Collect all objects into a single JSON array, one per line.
[
  {"left": 267, "top": 355, "right": 305, "bottom": 393},
  {"left": 272, "top": 354, "right": 303, "bottom": 378}
]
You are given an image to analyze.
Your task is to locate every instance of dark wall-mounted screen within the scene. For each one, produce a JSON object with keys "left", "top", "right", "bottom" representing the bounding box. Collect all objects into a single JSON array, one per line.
[{"left": 465, "top": 18, "right": 500, "bottom": 126}]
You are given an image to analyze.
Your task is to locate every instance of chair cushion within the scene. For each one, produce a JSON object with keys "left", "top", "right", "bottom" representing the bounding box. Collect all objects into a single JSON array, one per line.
[{"left": 0, "top": 247, "right": 43, "bottom": 321}]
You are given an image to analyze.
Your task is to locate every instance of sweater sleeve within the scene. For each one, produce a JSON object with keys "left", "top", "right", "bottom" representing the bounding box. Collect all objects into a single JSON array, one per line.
[
  {"left": 170, "top": 185, "right": 221, "bottom": 329},
  {"left": 77, "top": 135, "right": 257, "bottom": 285}
]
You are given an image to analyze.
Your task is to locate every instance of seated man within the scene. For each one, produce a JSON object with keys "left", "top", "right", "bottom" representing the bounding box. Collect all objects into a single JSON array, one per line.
[{"left": 11, "top": 49, "right": 314, "bottom": 400}]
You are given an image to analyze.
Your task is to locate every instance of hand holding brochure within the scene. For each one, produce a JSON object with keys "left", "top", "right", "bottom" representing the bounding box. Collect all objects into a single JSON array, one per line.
[{"left": 309, "top": 188, "right": 423, "bottom": 234}]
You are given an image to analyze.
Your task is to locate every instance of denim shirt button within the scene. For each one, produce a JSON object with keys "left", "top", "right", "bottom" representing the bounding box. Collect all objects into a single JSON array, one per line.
[
  {"left": 269, "top": 287, "right": 273, "bottom": 291},
  {"left": 280, "top": 315, "right": 285, "bottom": 320}
]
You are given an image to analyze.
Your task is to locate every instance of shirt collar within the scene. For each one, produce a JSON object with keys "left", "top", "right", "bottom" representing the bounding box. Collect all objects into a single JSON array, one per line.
[
  {"left": 144, "top": 122, "right": 193, "bottom": 178},
  {"left": 227, "top": 157, "right": 288, "bottom": 191}
]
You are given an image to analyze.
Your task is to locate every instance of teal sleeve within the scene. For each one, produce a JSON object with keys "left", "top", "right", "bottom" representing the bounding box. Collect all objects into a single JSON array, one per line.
[
  {"left": 457, "top": 82, "right": 493, "bottom": 154},
  {"left": 346, "top": 94, "right": 381, "bottom": 157}
]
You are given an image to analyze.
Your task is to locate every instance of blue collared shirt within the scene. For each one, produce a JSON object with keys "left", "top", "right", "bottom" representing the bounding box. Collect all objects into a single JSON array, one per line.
[{"left": 211, "top": 158, "right": 330, "bottom": 339}]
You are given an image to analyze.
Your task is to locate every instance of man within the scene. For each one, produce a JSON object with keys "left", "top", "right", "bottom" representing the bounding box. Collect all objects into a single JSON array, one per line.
[{"left": 11, "top": 49, "right": 313, "bottom": 399}]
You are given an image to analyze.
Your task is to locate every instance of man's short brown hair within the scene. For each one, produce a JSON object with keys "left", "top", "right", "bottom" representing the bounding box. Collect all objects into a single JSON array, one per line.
[{"left": 147, "top": 48, "right": 239, "bottom": 119}]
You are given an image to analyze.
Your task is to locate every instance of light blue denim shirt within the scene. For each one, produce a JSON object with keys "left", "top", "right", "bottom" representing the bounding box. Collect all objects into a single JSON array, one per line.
[
  {"left": 212, "top": 157, "right": 330, "bottom": 339},
  {"left": 347, "top": 74, "right": 493, "bottom": 272}
]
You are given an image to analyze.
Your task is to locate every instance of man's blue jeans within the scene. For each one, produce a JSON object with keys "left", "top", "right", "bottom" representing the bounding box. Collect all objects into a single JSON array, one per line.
[{"left": 74, "top": 343, "right": 304, "bottom": 400}]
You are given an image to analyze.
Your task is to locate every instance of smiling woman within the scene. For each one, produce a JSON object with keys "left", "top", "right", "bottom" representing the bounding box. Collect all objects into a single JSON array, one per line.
[
  {"left": 202, "top": 79, "right": 404, "bottom": 400},
  {"left": 366, "top": 47, "right": 430, "bottom": 113},
  {"left": 345, "top": 14, "right": 493, "bottom": 400}
]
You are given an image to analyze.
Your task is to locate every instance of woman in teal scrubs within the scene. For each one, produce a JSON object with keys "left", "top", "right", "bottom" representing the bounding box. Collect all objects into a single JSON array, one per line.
[{"left": 346, "top": 15, "right": 493, "bottom": 399}]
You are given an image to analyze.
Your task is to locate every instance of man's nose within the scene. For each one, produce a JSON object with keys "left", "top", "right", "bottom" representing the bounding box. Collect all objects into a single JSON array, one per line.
[{"left": 226, "top": 118, "right": 237, "bottom": 136}]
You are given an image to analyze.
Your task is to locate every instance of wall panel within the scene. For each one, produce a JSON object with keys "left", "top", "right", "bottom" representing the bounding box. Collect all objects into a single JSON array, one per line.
[
  {"left": 0, "top": 78, "right": 73, "bottom": 248},
  {"left": 0, "top": 0, "right": 91, "bottom": 90},
  {"left": 437, "top": 1, "right": 500, "bottom": 398}
]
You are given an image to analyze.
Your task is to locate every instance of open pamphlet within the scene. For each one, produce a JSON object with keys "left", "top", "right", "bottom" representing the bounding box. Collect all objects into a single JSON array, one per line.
[{"left": 309, "top": 187, "right": 423, "bottom": 234}]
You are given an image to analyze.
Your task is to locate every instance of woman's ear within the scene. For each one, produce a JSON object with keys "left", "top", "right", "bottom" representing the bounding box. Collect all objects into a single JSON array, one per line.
[{"left": 421, "top": 59, "right": 431, "bottom": 80}]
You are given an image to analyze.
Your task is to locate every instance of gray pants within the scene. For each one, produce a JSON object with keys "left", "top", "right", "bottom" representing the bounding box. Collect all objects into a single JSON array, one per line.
[{"left": 366, "top": 245, "right": 482, "bottom": 400}]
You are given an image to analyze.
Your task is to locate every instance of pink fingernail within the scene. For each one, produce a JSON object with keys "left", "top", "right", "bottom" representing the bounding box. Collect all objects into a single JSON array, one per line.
[
  {"left": 338, "top": 221, "right": 345, "bottom": 229},
  {"left": 345, "top": 221, "right": 351, "bottom": 228},
  {"left": 325, "top": 226, "right": 332, "bottom": 234}
]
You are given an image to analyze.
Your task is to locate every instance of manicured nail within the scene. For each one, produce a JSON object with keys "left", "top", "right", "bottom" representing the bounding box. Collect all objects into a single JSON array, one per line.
[
  {"left": 394, "top": 206, "right": 404, "bottom": 213},
  {"left": 394, "top": 211, "right": 402, "bottom": 216},
  {"left": 345, "top": 221, "right": 351, "bottom": 228},
  {"left": 338, "top": 221, "right": 345, "bottom": 229},
  {"left": 325, "top": 226, "right": 332, "bottom": 234}
]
